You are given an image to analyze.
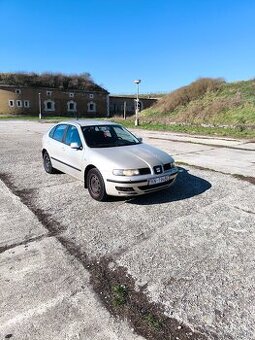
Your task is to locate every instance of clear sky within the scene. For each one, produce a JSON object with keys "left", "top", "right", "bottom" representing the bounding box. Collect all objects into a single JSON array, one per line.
[{"left": 0, "top": 0, "right": 255, "bottom": 94}]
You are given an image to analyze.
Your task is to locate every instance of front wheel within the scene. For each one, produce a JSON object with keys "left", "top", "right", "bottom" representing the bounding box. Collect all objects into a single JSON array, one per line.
[{"left": 87, "top": 168, "right": 107, "bottom": 201}]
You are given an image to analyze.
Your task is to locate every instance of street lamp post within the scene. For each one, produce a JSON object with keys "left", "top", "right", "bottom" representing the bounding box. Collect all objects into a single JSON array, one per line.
[
  {"left": 134, "top": 79, "right": 141, "bottom": 126},
  {"left": 38, "top": 92, "right": 42, "bottom": 120}
]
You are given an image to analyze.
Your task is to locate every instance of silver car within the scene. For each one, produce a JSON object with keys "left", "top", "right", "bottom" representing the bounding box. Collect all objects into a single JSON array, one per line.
[{"left": 42, "top": 120, "right": 178, "bottom": 201}]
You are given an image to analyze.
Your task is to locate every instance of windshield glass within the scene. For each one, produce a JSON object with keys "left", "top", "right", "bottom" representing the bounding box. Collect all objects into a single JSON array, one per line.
[{"left": 82, "top": 125, "right": 140, "bottom": 148}]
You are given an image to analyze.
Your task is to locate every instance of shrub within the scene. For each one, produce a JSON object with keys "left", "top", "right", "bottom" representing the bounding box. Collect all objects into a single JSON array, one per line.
[
  {"left": 153, "top": 77, "right": 225, "bottom": 113},
  {"left": 0, "top": 72, "right": 107, "bottom": 92}
]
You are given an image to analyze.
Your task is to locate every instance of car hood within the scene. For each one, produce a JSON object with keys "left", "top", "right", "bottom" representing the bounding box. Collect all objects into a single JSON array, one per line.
[{"left": 88, "top": 143, "right": 174, "bottom": 169}]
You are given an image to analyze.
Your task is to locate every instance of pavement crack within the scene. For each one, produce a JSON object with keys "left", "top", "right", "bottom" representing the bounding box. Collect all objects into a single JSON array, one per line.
[
  {"left": 0, "top": 233, "right": 53, "bottom": 254},
  {"left": 0, "top": 173, "right": 67, "bottom": 235},
  {"left": 233, "top": 205, "right": 255, "bottom": 215}
]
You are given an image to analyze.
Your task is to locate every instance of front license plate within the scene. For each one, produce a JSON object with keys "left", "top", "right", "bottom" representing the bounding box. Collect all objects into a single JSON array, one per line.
[{"left": 148, "top": 175, "right": 170, "bottom": 185}]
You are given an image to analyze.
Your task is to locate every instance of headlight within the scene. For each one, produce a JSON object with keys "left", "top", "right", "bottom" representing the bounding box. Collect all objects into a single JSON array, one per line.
[
  {"left": 113, "top": 169, "right": 140, "bottom": 176},
  {"left": 171, "top": 162, "right": 176, "bottom": 168}
]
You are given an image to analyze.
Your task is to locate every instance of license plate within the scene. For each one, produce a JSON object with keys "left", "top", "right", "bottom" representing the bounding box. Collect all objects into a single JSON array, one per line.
[{"left": 148, "top": 175, "right": 170, "bottom": 186}]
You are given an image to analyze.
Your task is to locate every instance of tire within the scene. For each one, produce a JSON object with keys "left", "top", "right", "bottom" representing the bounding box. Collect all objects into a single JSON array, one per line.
[
  {"left": 43, "top": 151, "right": 56, "bottom": 174},
  {"left": 87, "top": 168, "right": 107, "bottom": 201}
]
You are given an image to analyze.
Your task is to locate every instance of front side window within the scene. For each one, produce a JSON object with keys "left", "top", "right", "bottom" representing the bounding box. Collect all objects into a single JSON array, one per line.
[
  {"left": 52, "top": 124, "right": 67, "bottom": 142},
  {"left": 82, "top": 125, "right": 140, "bottom": 148},
  {"left": 64, "top": 126, "right": 82, "bottom": 146}
]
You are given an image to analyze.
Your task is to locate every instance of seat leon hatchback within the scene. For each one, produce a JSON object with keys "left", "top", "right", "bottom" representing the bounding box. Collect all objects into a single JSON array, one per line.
[{"left": 42, "top": 120, "right": 178, "bottom": 201}]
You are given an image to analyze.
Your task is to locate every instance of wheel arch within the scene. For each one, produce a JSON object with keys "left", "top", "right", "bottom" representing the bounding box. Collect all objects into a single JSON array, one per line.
[
  {"left": 84, "top": 164, "right": 96, "bottom": 188},
  {"left": 42, "top": 148, "right": 47, "bottom": 157}
]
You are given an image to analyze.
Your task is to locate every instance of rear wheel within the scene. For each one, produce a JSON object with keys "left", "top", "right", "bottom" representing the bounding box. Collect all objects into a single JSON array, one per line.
[
  {"left": 43, "top": 151, "right": 56, "bottom": 174},
  {"left": 87, "top": 168, "right": 107, "bottom": 201}
]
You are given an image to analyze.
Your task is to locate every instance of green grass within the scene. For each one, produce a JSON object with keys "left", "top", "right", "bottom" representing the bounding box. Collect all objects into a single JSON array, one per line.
[
  {"left": 1, "top": 114, "right": 254, "bottom": 139},
  {"left": 0, "top": 115, "right": 41, "bottom": 120},
  {"left": 112, "top": 117, "right": 255, "bottom": 139},
  {"left": 144, "top": 313, "right": 162, "bottom": 330},
  {"left": 112, "top": 284, "right": 128, "bottom": 306}
]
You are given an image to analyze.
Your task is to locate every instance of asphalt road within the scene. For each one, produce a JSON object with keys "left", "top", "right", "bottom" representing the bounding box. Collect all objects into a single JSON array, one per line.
[{"left": 0, "top": 120, "right": 255, "bottom": 340}]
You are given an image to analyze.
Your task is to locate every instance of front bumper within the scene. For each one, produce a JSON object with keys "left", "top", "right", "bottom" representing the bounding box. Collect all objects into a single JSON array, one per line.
[{"left": 105, "top": 167, "right": 179, "bottom": 197}]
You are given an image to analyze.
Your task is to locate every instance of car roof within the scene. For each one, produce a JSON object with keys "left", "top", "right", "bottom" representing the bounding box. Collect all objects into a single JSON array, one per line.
[{"left": 57, "top": 120, "right": 118, "bottom": 128}]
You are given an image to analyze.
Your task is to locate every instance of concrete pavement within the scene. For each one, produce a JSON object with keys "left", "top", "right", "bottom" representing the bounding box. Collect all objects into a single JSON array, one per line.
[{"left": 0, "top": 120, "right": 255, "bottom": 340}]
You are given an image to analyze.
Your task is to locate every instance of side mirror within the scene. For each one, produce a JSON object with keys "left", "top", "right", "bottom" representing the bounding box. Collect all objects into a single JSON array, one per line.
[
  {"left": 137, "top": 137, "right": 143, "bottom": 143},
  {"left": 70, "top": 142, "right": 82, "bottom": 150}
]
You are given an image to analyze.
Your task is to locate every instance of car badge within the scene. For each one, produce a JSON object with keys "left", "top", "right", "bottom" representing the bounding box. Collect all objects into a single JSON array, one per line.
[{"left": 155, "top": 166, "right": 162, "bottom": 173}]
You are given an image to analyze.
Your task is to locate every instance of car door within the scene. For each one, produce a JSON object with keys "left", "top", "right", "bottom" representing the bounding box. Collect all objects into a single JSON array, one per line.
[
  {"left": 48, "top": 124, "right": 69, "bottom": 173},
  {"left": 62, "top": 125, "right": 84, "bottom": 180}
]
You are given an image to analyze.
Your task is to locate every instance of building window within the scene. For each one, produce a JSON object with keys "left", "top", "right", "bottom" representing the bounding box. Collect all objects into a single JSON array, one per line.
[
  {"left": 8, "top": 100, "right": 15, "bottom": 107},
  {"left": 87, "top": 101, "right": 96, "bottom": 112},
  {"left": 15, "top": 89, "right": 21, "bottom": 94},
  {"left": 69, "top": 92, "right": 74, "bottom": 98},
  {"left": 16, "top": 100, "right": 23, "bottom": 108},
  {"left": 24, "top": 100, "right": 30, "bottom": 108},
  {"left": 46, "top": 90, "right": 52, "bottom": 96},
  {"left": 89, "top": 93, "right": 94, "bottom": 99},
  {"left": 67, "top": 100, "right": 77, "bottom": 112},
  {"left": 44, "top": 100, "right": 55, "bottom": 112}
]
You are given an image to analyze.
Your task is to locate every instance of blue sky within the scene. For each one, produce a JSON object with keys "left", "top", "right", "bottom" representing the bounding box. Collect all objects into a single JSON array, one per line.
[{"left": 0, "top": 0, "right": 255, "bottom": 93}]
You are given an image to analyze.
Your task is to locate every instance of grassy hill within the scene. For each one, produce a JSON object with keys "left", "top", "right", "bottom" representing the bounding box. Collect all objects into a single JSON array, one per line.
[{"left": 142, "top": 78, "right": 255, "bottom": 127}]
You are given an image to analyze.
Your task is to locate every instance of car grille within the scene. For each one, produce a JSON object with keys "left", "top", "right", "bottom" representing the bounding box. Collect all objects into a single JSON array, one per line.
[
  {"left": 115, "top": 186, "right": 135, "bottom": 192},
  {"left": 139, "top": 167, "right": 151, "bottom": 175}
]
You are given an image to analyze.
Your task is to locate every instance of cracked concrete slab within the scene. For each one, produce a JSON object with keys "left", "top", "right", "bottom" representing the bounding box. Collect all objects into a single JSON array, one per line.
[
  {"left": 0, "top": 236, "right": 144, "bottom": 340},
  {"left": 0, "top": 179, "right": 46, "bottom": 249}
]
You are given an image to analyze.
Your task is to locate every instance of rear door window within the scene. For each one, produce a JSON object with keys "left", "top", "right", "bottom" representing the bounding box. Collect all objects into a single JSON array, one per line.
[{"left": 52, "top": 124, "right": 68, "bottom": 142}]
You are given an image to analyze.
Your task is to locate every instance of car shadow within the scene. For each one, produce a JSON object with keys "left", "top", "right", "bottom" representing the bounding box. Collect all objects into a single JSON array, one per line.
[{"left": 124, "top": 167, "right": 212, "bottom": 205}]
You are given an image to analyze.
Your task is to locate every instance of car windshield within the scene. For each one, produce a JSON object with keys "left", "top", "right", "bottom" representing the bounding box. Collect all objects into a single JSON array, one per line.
[{"left": 82, "top": 125, "right": 140, "bottom": 148}]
